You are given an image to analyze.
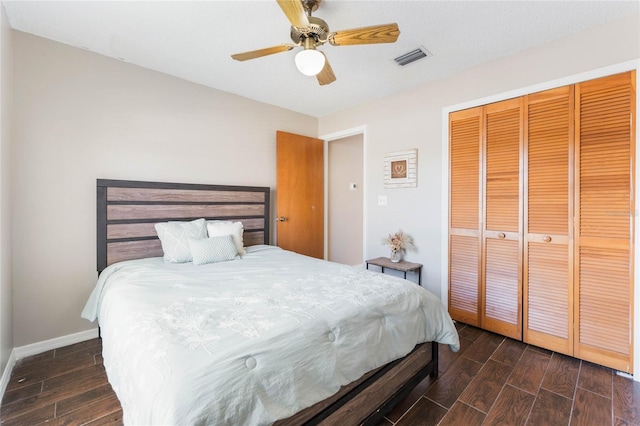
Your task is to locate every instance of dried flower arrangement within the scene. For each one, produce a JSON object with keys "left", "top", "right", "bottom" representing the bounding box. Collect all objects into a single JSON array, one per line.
[{"left": 382, "top": 230, "right": 415, "bottom": 262}]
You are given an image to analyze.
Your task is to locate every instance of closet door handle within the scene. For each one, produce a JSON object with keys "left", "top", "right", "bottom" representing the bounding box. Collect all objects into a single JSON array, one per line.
[
  {"left": 543, "top": 236, "right": 552, "bottom": 242},
  {"left": 498, "top": 233, "right": 506, "bottom": 239}
]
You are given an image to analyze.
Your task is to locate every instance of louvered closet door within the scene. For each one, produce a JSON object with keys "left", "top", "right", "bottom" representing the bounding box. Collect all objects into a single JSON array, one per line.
[
  {"left": 449, "top": 107, "right": 482, "bottom": 326},
  {"left": 483, "top": 98, "right": 523, "bottom": 339},
  {"left": 575, "top": 71, "right": 635, "bottom": 373},
  {"left": 523, "top": 87, "right": 574, "bottom": 355}
]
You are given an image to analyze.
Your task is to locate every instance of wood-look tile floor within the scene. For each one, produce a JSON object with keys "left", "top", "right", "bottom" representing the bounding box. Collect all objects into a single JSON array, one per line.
[
  {"left": 382, "top": 323, "right": 640, "bottom": 426},
  {"left": 0, "top": 338, "right": 121, "bottom": 425},
  {"left": 1, "top": 324, "right": 639, "bottom": 425}
]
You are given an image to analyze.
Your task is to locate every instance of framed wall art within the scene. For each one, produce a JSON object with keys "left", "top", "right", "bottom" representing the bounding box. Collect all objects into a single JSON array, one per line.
[{"left": 384, "top": 149, "right": 417, "bottom": 188}]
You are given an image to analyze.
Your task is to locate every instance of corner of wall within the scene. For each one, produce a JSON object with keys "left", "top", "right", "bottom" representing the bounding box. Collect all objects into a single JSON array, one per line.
[
  {"left": 0, "top": 328, "right": 98, "bottom": 405},
  {"left": 0, "top": 348, "right": 15, "bottom": 403},
  {"left": 0, "top": 1, "right": 14, "bottom": 380}
]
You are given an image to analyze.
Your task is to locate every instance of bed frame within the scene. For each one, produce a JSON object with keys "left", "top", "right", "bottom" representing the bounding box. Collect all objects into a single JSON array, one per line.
[{"left": 96, "top": 178, "right": 439, "bottom": 425}]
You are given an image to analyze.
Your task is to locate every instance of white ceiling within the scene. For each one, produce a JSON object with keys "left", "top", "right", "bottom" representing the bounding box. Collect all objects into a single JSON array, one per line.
[{"left": 3, "top": 1, "right": 639, "bottom": 117}]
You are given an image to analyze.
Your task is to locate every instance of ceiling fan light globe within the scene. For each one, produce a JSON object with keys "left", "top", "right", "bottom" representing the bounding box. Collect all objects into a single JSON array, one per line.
[{"left": 295, "top": 49, "right": 325, "bottom": 76}]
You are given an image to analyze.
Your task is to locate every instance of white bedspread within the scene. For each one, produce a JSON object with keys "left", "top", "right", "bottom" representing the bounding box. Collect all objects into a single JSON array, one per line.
[{"left": 82, "top": 246, "right": 459, "bottom": 425}]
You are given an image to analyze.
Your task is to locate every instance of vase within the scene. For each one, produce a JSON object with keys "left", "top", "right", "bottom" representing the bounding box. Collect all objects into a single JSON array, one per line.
[{"left": 390, "top": 250, "right": 400, "bottom": 263}]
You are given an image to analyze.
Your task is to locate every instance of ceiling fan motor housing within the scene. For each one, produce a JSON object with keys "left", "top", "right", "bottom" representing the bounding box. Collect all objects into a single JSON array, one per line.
[{"left": 290, "top": 16, "right": 329, "bottom": 45}]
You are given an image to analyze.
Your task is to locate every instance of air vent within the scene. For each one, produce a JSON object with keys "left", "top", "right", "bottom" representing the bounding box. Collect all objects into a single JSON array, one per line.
[{"left": 394, "top": 47, "right": 431, "bottom": 67}]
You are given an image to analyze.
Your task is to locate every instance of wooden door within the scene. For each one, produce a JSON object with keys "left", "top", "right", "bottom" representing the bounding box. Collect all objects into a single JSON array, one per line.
[
  {"left": 574, "top": 71, "right": 635, "bottom": 373},
  {"left": 523, "top": 86, "right": 574, "bottom": 354},
  {"left": 449, "top": 107, "right": 482, "bottom": 326},
  {"left": 276, "top": 130, "right": 324, "bottom": 259},
  {"left": 482, "top": 98, "right": 523, "bottom": 340}
]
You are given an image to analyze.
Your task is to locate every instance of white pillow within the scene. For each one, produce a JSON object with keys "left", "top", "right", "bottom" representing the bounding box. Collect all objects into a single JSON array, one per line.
[
  {"left": 155, "top": 218, "right": 207, "bottom": 263},
  {"left": 189, "top": 235, "right": 238, "bottom": 265},
  {"left": 206, "top": 221, "right": 246, "bottom": 255}
]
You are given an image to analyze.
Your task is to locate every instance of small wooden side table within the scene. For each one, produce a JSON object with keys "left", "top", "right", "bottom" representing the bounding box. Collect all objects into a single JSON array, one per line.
[{"left": 365, "top": 257, "right": 423, "bottom": 286}]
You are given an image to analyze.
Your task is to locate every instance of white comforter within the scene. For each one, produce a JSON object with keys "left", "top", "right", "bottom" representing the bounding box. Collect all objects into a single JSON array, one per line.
[{"left": 82, "top": 246, "right": 459, "bottom": 425}]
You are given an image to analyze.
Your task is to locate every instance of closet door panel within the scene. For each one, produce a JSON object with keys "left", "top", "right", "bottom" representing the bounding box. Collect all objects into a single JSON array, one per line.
[
  {"left": 483, "top": 237, "right": 520, "bottom": 336},
  {"left": 526, "top": 241, "right": 571, "bottom": 353},
  {"left": 449, "top": 107, "right": 482, "bottom": 326},
  {"left": 482, "top": 98, "right": 523, "bottom": 339},
  {"left": 450, "top": 111, "right": 481, "bottom": 231},
  {"left": 578, "top": 245, "right": 631, "bottom": 369},
  {"left": 485, "top": 107, "right": 521, "bottom": 233},
  {"left": 449, "top": 235, "right": 480, "bottom": 325},
  {"left": 575, "top": 71, "right": 635, "bottom": 373},
  {"left": 523, "top": 87, "right": 573, "bottom": 354}
]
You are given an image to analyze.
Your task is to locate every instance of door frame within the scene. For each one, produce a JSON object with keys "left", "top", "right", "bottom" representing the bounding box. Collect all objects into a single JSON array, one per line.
[
  {"left": 441, "top": 59, "right": 640, "bottom": 380},
  {"left": 320, "top": 126, "right": 367, "bottom": 263}
]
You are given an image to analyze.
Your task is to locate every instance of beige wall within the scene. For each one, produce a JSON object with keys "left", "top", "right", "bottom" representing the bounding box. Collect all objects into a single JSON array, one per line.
[
  {"left": 5, "top": 10, "right": 640, "bottom": 362},
  {"left": 0, "top": 4, "right": 13, "bottom": 374},
  {"left": 328, "top": 134, "right": 363, "bottom": 265},
  {"left": 318, "top": 14, "right": 640, "bottom": 298},
  {"left": 12, "top": 31, "right": 317, "bottom": 346}
]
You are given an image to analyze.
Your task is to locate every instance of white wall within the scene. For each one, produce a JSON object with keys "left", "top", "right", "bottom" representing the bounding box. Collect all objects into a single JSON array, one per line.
[
  {"left": 11, "top": 31, "right": 317, "bottom": 347},
  {"left": 0, "top": 3, "right": 13, "bottom": 377},
  {"left": 318, "top": 13, "right": 640, "bottom": 299}
]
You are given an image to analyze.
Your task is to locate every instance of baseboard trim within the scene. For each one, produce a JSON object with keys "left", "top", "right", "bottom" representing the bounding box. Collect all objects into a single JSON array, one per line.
[
  {"left": 13, "top": 328, "right": 99, "bottom": 360},
  {"left": 0, "top": 328, "right": 99, "bottom": 403},
  {"left": 0, "top": 348, "right": 17, "bottom": 402}
]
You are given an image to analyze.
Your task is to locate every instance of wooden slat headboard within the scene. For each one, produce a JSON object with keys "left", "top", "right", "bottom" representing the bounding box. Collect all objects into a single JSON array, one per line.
[{"left": 97, "top": 179, "right": 270, "bottom": 272}]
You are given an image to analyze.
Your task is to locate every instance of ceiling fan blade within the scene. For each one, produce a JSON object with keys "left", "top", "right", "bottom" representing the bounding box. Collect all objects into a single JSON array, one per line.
[
  {"left": 316, "top": 53, "right": 336, "bottom": 86},
  {"left": 231, "top": 44, "right": 295, "bottom": 61},
  {"left": 329, "top": 23, "right": 400, "bottom": 46},
  {"left": 276, "top": 0, "right": 309, "bottom": 28}
]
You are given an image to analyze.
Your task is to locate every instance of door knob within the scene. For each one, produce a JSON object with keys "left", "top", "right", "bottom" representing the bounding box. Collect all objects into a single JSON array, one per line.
[
  {"left": 543, "top": 236, "right": 552, "bottom": 242},
  {"left": 277, "top": 217, "right": 288, "bottom": 222},
  {"left": 498, "top": 233, "right": 506, "bottom": 239}
]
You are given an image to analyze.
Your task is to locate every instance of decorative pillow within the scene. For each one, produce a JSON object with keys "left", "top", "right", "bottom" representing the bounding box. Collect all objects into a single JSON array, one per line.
[
  {"left": 206, "top": 221, "right": 246, "bottom": 255},
  {"left": 189, "top": 235, "right": 238, "bottom": 265},
  {"left": 155, "top": 218, "right": 207, "bottom": 263}
]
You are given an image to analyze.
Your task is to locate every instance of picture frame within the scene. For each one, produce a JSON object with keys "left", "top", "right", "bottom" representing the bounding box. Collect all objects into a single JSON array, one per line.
[{"left": 384, "top": 149, "right": 417, "bottom": 188}]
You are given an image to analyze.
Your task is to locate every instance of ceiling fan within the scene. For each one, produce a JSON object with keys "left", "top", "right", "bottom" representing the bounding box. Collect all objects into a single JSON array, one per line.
[{"left": 230, "top": 0, "right": 400, "bottom": 86}]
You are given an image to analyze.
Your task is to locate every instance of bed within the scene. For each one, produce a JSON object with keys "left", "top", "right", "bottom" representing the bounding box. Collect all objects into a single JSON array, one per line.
[{"left": 83, "top": 179, "right": 460, "bottom": 425}]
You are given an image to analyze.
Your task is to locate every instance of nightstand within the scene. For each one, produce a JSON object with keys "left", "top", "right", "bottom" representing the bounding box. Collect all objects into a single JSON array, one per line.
[{"left": 365, "top": 257, "right": 423, "bottom": 286}]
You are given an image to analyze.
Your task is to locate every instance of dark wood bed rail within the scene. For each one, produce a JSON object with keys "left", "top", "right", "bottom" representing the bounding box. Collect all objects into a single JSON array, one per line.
[
  {"left": 97, "top": 179, "right": 270, "bottom": 272},
  {"left": 276, "top": 342, "right": 438, "bottom": 425}
]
